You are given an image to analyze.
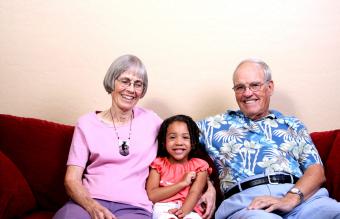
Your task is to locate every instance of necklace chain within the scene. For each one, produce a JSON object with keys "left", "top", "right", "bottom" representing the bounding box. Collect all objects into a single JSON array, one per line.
[{"left": 109, "top": 109, "right": 133, "bottom": 142}]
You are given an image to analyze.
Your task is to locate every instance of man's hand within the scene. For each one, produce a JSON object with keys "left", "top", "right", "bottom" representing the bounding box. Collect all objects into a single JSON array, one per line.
[
  {"left": 198, "top": 180, "right": 216, "bottom": 219},
  {"left": 248, "top": 194, "right": 300, "bottom": 213}
]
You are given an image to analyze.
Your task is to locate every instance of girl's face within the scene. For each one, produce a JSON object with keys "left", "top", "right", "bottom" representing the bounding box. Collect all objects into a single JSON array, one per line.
[{"left": 165, "top": 121, "right": 192, "bottom": 163}]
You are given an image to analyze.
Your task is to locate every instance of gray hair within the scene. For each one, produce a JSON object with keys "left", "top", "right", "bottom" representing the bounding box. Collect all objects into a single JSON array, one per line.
[
  {"left": 103, "top": 54, "right": 148, "bottom": 97},
  {"left": 233, "top": 58, "right": 272, "bottom": 83}
]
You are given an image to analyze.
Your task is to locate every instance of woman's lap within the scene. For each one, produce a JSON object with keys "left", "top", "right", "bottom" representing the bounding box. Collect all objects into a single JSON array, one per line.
[{"left": 53, "top": 199, "right": 152, "bottom": 219}]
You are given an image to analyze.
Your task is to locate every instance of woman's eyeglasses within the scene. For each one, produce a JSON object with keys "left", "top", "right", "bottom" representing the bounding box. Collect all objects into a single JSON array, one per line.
[{"left": 116, "top": 78, "right": 144, "bottom": 92}]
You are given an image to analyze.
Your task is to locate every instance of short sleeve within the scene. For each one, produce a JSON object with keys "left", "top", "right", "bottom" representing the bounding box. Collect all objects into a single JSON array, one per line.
[
  {"left": 191, "top": 158, "right": 212, "bottom": 175},
  {"left": 67, "top": 123, "right": 90, "bottom": 167},
  {"left": 150, "top": 157, "right": 166, "bottom": 174}
]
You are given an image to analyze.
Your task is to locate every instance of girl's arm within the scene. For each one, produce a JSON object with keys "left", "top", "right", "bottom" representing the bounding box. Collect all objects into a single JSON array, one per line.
[
  {"left": 171, "top": 170, "right": 208, "bottom": 218},
  {"left": 146, "top": 168, "right": 196, "bottom": 203}
]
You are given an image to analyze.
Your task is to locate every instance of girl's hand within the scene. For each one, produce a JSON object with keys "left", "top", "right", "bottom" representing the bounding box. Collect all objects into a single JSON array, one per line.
[
  {"left": 168, "top": 208, "right": 187, "bottom": 219},
  {"left": 182, "top": 171, "right": 197, "bottom": 186}
]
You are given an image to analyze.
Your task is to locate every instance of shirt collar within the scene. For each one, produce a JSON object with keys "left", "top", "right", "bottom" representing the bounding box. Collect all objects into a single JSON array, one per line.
[{"left": 227, "top": 109, "right": 283, "bottom": 121}]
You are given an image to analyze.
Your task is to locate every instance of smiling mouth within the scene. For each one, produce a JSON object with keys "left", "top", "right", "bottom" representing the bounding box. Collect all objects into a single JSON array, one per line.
[
  {"left": 244, "top": 99, "right": 258, "bottom": 104},
  {"left": 173, "top": 149, "right": 186, "bottom": 154},
  {"left": 122, "top": 95, "right": 134, "bottom": 101}
]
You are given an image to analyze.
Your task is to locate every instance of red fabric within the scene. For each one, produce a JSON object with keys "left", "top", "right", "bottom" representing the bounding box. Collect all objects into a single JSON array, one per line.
[
  {"left": 22, "top": 211, "right": 55, "bottom": 219},
  {"left": 311, "top": 129, "right": 340, "bottom": 201},
  {"left": 310, "top": 130, "right": 338, "bottom": 162},
  {"left": 0, "top": 151, "right": 36, "bottom": 219},
  {"left": 325, "top": 132, "right": 340, "bottom": 200},
  {"left": 0, "top": 114, "right": 74, "bottom": 211}
]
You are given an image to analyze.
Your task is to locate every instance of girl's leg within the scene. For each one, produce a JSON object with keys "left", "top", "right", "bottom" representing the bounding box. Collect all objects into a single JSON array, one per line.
[
  {"left": 152, "top": 202, "right": 180, "bottom": 219},
  {"left": 183, "top": 211, "right": 202, "bottom": 219},
  {"left": 157, "top": 212, "right": 178, "bottom": 219}
]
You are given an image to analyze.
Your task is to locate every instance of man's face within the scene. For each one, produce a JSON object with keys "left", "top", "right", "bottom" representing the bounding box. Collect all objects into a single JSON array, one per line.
[{"left": 233, "top": 62, "right": 274, "bottom": 120}]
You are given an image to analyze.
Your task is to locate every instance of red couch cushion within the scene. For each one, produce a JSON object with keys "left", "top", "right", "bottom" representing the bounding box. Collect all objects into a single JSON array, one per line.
[
  {"left": 0, "top": 114, "right": 74, "bottom": 211},
  {"left": 0, "top": 151, "right": 36, "bottom": 219},
  {"left": 22, "top": 211, "right": 55, "bottom": 219}
]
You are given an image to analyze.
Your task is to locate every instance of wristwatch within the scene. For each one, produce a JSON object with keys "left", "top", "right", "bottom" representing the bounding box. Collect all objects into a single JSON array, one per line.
[{"left": 288, "top": 187, "right": 304, "bottom": 202}]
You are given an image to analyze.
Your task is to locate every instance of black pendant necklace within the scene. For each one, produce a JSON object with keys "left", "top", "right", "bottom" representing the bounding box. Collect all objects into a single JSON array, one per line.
[{"left": 109, "top": 109, "right": 133, "bottom": 156}]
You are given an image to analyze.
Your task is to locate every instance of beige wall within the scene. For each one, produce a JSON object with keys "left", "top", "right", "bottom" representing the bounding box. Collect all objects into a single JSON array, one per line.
[{"left": 1, "top": 0, "right": 339, "bottom": 132}]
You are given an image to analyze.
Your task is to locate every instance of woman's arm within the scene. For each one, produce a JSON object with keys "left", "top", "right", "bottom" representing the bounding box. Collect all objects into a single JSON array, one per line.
[
  {"left": 64, "top": 165, "right": 116, "bottom": 219},
  {"left": 146, "top": 169, "right": 196, "bottom": 203},
  {"left": 171, "top": 171, "right": 208, "bottom": 218}
]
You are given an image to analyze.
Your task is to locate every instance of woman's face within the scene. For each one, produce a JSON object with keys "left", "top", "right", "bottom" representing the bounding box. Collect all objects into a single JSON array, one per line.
[{"left": 111, "top": 69, "right": 144, "bottom": 112}]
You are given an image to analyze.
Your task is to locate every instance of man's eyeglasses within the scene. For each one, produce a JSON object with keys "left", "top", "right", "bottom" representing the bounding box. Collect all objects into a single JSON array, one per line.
[
  {"left": 232, "top": 82, "right": 268, "bottom": 94},
  {"left": 116, "top": 78, "right": 144, "bottom": 92}
]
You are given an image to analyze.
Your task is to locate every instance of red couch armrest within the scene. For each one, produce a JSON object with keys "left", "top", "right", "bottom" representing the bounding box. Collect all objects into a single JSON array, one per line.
[{"left": 311, "top": 130, "right": 340, "bottom": 201}]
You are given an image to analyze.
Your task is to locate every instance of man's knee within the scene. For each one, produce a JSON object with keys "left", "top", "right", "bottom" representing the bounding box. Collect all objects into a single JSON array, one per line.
[{"left": 230, "top": 209, "right": 282, "bottom": 219}]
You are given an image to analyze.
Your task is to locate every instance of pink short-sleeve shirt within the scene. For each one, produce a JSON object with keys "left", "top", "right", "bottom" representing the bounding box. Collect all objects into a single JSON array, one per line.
[{"left": 67, "top": 107, "right": 162, "bottom": 212}]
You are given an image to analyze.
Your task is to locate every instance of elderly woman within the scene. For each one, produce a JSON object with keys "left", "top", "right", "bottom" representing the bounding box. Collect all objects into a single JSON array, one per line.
[{"left": 54, "top": 55, "right": 215, "bottom": 219}]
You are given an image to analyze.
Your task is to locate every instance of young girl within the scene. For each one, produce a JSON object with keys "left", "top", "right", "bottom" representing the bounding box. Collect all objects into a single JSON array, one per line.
[{"left": 146, "top": 115, "right": 212, "bottom": 219}]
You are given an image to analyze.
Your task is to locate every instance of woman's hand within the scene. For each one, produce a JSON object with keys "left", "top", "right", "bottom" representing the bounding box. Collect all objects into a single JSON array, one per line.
[
  {"left": 85, "top": 200, "right": 117, "bottom": 219},
  {"left": 198, "top": 180, "right": 216, "bottom": 219}
]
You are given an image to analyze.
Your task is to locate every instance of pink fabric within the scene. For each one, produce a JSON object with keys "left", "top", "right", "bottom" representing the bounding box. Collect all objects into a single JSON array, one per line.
[
  {"left": 67, "top": 107, "right": 162, "bottom": 212},
  {"left": 150, "top": 157, "right": 212, "bottom": 215}
]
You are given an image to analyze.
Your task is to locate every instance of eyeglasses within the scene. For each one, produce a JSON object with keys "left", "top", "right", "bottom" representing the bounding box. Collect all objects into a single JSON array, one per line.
[
  {"left": 116, "top": 78, "right": 144, "bottom": 92},
  {"left": 232, "top": 82, "right": 267, "bottom": 94}
]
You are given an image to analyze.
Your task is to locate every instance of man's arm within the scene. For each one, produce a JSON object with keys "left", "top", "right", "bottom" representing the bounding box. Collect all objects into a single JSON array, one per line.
[
  {"left": 248, "top": 164, "right": 325, "bottom": 212},
  {"left": 198, "top": 178, "right": 216, "bottom": 219}
]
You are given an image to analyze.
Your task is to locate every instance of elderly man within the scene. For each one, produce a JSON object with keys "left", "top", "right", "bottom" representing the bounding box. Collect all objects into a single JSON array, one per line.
[{"left": 197, "top": 59, "right": 340, "bottom": 219}]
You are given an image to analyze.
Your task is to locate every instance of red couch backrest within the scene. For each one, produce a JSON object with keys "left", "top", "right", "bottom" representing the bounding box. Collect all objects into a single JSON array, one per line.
[{"left": 0, "top": 114, "right": 74, "bottom": 211}]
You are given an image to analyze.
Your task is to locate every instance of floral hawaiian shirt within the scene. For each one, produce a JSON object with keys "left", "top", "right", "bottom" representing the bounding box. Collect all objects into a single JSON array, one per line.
[{"left": 197, "top": 110, "right": 322, "bottom": 193}]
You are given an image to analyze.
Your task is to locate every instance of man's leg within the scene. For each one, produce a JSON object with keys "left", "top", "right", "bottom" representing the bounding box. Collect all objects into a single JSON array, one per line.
[
  {"left": 229, "top": 209, "right": 282, "bottom": 219},
  {"left": 285, "top": 188, "right": 340, "bottom": 219}
]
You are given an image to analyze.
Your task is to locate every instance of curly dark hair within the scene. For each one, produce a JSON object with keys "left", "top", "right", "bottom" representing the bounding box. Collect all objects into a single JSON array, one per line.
[{"left": 157, "top": 114, "right": 200, "bottom": 160}]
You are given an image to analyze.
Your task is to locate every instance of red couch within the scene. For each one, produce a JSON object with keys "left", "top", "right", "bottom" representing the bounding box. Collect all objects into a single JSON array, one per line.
[{"left": 0, "top": 114, "right": 339, "bottom": 219}]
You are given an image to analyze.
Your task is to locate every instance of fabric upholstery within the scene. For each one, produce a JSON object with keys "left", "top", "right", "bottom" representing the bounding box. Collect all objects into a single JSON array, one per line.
[
  {"left": 0, "top": 114, "right": 74, "bottom": 213},
  {"left": 310, "top": 130, "right": 338, "bottom": 162},
  {"left": 311, "top": 130, "right": 340, "bottom": 201},
  {"left": 0, "top": 113, "right": 339, "bottom": 219},
  {"left": 0, "top": 151, "right": 36, "bottom": 219},
  {"left": 324, "top": 132, "right": 340, "bottom": 201}
]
